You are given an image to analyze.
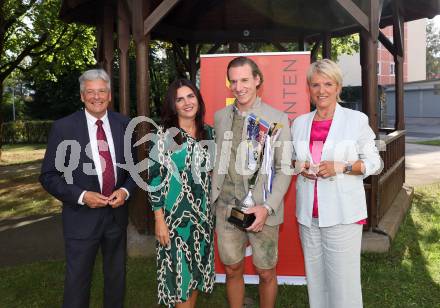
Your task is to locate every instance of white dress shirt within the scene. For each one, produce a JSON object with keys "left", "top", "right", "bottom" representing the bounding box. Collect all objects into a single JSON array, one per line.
[{"left": 78, "top": 110, "right": 128, "bottom": 204}]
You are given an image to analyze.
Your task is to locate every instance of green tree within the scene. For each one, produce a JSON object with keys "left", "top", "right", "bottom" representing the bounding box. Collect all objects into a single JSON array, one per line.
[
  {"left": 1, "top": 71, "right": 31, "bottom": 122},
  {"left": 426, "top": 20, "right": 440, "bottom": 79},
  {"left": 25, "top": 70, "right": 84, "bottom": 120},
  {"left": 0, "top": 0, "right": 95, "bottom": 154},
  {"left": 331, "top": 35, "right": 360, "bottom": 60}
]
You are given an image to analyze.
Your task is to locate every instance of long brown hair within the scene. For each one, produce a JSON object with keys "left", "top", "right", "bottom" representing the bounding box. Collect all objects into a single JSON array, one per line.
[{"left": 161, "top": 78, "right": 207, "bottom": 142}]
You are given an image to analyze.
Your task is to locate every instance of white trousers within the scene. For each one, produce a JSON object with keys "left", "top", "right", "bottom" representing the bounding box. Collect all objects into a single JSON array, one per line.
[{"left": 300, "top": 219, "right": 363, "bottom": 308}]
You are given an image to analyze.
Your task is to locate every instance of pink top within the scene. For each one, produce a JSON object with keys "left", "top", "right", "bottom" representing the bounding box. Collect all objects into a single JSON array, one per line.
[{"left": 309, "top": 119, "right": 366, "bottom": 225}]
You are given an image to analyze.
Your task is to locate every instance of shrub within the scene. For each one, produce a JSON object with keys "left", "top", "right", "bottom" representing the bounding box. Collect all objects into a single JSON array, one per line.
[{"left": 1, "top": 120, "right": 53, "bottom": 144}]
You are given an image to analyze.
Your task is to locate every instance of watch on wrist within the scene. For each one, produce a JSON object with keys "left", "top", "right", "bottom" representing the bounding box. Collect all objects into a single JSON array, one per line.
[
  {"left": 343, "top": 162, "right": 353, "bottom": 174},
  {"left": 263, "top": 204, "right": 274, "bottom": 216}
]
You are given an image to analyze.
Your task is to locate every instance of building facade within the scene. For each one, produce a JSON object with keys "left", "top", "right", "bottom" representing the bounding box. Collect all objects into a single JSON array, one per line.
[{"left": 338, "top": 19, "right": 427, "bottom": 87}]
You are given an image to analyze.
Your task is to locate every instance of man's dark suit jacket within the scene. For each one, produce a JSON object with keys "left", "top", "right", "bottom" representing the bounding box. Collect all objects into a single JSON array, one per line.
[{"left": 40, "top": 110, "right": 137, "bottom": 239}]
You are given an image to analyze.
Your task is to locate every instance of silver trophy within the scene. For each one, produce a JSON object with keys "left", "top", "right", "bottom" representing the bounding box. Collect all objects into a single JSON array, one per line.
[
  {"left": 228, "top": 169, "right": 258, "bottom": 229},
  {"left": 229, "top": 190, "right": 257, "bottom": 229}
]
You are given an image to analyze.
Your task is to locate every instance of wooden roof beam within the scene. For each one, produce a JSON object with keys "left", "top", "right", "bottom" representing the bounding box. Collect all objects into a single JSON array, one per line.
[
  {"left": 336, "top": 0, "right": 383, "bottom": 40},
  {"left": 144, "top": 0, "right": 181, "bottom": 35},
  {"left": 336, "top": 0, "right": 369, "bottom": 33},
  {"left": 378, "top": 31, "right": 397, "bottom": 55}
]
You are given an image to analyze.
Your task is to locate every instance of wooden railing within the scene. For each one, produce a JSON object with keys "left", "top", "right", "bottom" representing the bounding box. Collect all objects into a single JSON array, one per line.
[{"left": 366, "top": 130, "right": 406, "bottom": 228}]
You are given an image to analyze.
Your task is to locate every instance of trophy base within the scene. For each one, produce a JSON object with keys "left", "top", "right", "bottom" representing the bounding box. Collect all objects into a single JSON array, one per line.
[{"left": 228, "top": 207, "right": 256, "bottom": 229}]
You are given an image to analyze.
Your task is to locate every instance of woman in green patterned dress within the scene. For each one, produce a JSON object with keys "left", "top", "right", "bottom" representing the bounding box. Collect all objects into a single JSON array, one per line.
[{"left": 147, "top": 79, "right": 215, "bottom": 308}]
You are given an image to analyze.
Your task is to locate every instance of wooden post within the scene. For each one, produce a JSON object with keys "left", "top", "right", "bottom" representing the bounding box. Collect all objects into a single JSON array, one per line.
[
  {"left": 171, "top": 41, "right": 191, "bottom": 78},
  {"left": 394, "top": 53, "right": 404, "bottom": 131},
  {"left": 297, "top": 36, "right": 305, "bottom": 51},
  {"left": 131, "top": 0, "right": 152, "bottom": 234},
  {"left": 129, "top": 0, "right": 182, "bottom": 234},
  {"left": 359, "top": 0, "right": 380, "bottom": 229},
  {"left": 360, "top": 31, "right": 378, "bottom": 129},
  {"left": 322, "top": 32, "right": 331, "bottom": 59},
  {"left": 310, "top": 40, "right": 320, "bottom": 63},
  {"left": 101, "top": 1, "right": 115, "bottom": 110},
  {"left": 117, "top": 0, "right": 130, "bottom": 116},
  {"left": 229, "top": 42, "right": 239, "bottom": 53},
  {"left": 188, "top": 43, "right": 197, "bottom": 83},
  {"left": 393, "top": 1, "right": 405, "bottom": 131}
]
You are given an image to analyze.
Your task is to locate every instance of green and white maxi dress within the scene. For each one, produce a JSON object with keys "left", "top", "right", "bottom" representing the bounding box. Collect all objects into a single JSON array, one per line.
[{"left": 147, "top": 126, "right": 215, "bottom": 307}]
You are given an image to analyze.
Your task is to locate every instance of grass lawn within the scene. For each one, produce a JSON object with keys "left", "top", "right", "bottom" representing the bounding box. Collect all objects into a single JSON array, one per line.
[
  {"left": 413, "top": 139, "right": 440, "bottom": 146},
  {"left": 0, "top": 183, "right": 439, "bottom": 307},
  {"left": 361, "top": 183, "right": 440, "bottom": 307},
  {"left": 0, "top": 144, "right": 46, "bottom": 166},
  {"left": 0, "top": 144, "right": 60, "bottom": 219}
]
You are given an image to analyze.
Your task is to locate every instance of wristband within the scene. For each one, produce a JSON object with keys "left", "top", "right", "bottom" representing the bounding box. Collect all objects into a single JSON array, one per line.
[{"left": 263, "top": 204, "right": 274, "bottom": 216}]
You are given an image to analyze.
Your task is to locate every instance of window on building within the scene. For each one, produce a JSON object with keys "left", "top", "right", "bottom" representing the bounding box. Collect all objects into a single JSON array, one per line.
[
  {"left": 377, "top": 62, "right": 381, "bottom": 75},
  {"left": 390, "top": 63, "right": 395, "bottom": 75}
]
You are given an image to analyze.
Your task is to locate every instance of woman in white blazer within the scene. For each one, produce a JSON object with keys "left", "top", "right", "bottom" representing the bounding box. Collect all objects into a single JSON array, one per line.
[{"left": 291, "top": 59, "right": 382, "bottom": 308}]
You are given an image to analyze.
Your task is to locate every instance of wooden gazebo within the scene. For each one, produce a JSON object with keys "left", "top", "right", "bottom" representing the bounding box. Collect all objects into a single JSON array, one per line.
[{"left": 59, "top": 0, "right": 440, "bottom": 235}]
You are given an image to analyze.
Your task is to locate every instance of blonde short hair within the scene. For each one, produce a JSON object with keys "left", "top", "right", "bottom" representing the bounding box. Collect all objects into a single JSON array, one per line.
[{"left": 307, "top": 59, "right": 343, "bottom": 102}]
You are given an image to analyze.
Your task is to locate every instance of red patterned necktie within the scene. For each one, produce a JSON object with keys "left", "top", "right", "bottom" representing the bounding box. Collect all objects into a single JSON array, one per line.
[{"left": 96, "top": 119, "right": 115, "bottom": 197}]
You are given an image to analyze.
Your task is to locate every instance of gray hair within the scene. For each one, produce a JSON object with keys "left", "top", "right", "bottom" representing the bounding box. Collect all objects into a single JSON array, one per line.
[
  {"left": 307, "top": 59, "right": 343, "bottom": 102},
  {"left": 79, "top": 69, "right": 111, "bottom": 92}
]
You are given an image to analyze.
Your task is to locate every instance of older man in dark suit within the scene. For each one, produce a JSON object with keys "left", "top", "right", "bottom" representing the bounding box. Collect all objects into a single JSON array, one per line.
[{"left": 40, "top": 69, "right": 137, "bottom": 308}]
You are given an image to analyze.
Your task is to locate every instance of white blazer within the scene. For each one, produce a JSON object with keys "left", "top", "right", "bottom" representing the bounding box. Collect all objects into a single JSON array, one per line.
[{"left": 291, "top": 103, "right": 382, "bottom": 227}]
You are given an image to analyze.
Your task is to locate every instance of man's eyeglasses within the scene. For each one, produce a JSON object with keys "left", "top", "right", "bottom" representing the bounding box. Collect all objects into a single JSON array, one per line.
[{"left": 84, "top": 89, "right": 109, "bottom": 97}]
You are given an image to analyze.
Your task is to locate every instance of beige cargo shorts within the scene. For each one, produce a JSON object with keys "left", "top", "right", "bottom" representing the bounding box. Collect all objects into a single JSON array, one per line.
[{"left": 215, "top": 203, "right": 279, "bottom": 269}]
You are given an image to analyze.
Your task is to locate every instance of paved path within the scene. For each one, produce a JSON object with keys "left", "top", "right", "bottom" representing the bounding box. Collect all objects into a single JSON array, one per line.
[
  {"left": 404, "top": 118, "right": 440, "bottom": 186},
  {"left": 0, "top": 214, "right": 64, "bottom": 267},
  {"left": 0, "top": 162, "right": 65, "bottom": 267},
  {"left": 405, "top": 142, "right": 440, "bottom": 186}
]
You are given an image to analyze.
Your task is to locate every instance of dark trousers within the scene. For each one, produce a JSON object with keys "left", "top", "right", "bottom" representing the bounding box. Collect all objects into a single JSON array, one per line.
[{"left": 62, "top": 210, "right": 126, "bottom": 308}]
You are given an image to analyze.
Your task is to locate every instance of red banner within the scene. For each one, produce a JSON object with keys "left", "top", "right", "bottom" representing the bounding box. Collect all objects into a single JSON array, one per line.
[{"left": 200, "top": 52, "right": 310, "bottom": 284}]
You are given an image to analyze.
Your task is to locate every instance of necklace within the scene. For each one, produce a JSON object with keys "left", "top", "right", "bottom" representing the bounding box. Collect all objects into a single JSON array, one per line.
[
  {"left": 314, "top": 110, "right": 334, "bottom": 120},
  {"left": 182, "top": 125, "right": 196, "bottom": 137}
]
